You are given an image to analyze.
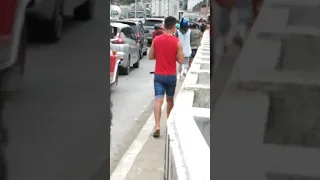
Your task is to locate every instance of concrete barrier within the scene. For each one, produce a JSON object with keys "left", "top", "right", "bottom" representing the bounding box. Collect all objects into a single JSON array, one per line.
[
  {"left": 164, "top": 30, "right": 210, "bottom": 180},
  {"left": 211, "top": 1, "right": 320, "bottom": 179}
]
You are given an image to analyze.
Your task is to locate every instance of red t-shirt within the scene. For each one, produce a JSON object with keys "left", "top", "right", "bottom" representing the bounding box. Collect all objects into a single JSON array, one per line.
[{"left": 153, "top": 34, "right": 179, "bottom": 75}]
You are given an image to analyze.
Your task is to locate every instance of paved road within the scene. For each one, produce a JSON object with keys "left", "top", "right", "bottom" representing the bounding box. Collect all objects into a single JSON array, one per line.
[
  {"left": 110, "top": 56, "right": 154, "bottom": 172},
  {"left": 2, "top": 1, "right": 154, "bottom": 179}
]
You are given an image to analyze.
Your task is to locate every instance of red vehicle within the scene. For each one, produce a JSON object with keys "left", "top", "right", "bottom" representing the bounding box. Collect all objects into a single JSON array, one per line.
[
  {"left": 0, "top": 0, "right": 30, "bottom": 93},
  {"left": 110, "top": 50, "right": 121, "bottom": 88}
]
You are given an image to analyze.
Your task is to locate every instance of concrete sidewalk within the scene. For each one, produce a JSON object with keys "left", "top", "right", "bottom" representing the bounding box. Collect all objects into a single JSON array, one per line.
[{"left": 110, "top": 80, "right": 183, "bottom": 180}]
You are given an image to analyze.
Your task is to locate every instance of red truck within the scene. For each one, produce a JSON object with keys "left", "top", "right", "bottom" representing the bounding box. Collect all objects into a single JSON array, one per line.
[
  {"left": 0, "top": 0, "right": 29, "bottom": 93},
  {"left": 110, "top": 50, "right": 121, "bottom": 89}
]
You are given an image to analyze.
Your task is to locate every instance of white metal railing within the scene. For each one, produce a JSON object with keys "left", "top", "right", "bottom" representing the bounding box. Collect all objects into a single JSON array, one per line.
[{"left": 164, "top": 30, "right": 210, "bottom": 180}]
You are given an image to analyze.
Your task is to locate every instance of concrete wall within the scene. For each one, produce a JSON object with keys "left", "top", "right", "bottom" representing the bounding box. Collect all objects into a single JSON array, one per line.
[
  {"left": 211, "top": 0, "right": 320, "bottom": 179},
  {"left": 164, "top": 30, "right": 210, "bottom": 180}
]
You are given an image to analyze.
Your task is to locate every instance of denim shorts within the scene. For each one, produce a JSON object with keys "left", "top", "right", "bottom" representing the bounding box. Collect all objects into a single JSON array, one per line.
[{"left": 154, "top": 74, "right": 177, "bottom": 99}]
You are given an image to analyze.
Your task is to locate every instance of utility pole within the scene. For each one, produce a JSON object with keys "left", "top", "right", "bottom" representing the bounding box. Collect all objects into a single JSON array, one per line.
[{"left": 135, "top": 0, "right": 137, "bottom": 18}]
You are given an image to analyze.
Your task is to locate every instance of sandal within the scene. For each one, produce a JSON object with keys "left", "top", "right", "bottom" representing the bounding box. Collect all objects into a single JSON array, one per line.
[{"left": 153, "top": 129, "right": 160, "bottom": 138}]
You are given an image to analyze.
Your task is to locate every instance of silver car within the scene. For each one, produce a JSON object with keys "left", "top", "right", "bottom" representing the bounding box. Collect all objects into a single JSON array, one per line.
[
  {"left": 110, "top": 22, "right": 141, "bottom": 75},
  {"left": 143, "top": 17, "right": 164, "bottom": 45}
]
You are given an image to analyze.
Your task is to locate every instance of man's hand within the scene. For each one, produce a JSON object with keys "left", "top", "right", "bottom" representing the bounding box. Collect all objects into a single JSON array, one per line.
[
  {"left": 148, "top": 41, "right": 155, "bottom": 60},
  {"left": 176, "top": 41, "right": 184, "bottom": 64}
]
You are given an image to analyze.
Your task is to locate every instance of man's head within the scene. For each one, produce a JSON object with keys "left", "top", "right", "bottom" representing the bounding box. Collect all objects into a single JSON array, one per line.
[
  {"left": 180, "top": 18, "right": 189, "bottom": 31},
  {"left": 164, "top": 16, "right": 177, "bottom": 31}
]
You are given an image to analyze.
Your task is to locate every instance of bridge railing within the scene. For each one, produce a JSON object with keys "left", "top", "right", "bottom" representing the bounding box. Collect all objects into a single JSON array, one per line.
[
  {"left": 164, "top": 29, "right": 210, "bottom": 180},
  {"left": 210, "top": 0, "right": 320, "bottom": 179}
]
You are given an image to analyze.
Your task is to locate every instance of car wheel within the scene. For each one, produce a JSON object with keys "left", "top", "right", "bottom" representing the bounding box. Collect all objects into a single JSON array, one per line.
[
  {"left": 74, "top": 0, "right": 95, "bottom": 20},
  {"left": 143, "top": 50, "right": 147, "bottom": 56},
  {"left": 121, "top": 58, "right": 130, "bottom": 75},
  {"left": 133, "top": 58, "right": 140, "bottom": 68},
  {"left": 46, "top": 4, "right": 64, "bottom": 42}
]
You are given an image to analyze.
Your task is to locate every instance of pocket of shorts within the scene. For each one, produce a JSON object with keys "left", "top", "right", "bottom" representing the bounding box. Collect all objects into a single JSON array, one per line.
[{"left": 169, "top": 76, "right": 177, "bottom": 85}]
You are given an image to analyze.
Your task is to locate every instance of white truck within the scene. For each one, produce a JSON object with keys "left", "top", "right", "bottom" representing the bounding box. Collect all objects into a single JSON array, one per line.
[{"left": 150, "top": 0, "right": 179, "bottom": 19}]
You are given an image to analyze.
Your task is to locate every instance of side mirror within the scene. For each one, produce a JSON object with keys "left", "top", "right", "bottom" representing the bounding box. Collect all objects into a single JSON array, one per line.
[{"left": 144, "top": 29, "right": 149, "bottom": 33}]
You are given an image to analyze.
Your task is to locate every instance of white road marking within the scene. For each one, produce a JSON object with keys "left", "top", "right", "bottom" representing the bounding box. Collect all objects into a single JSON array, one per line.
[{"left": 110, "top": 100, "right": 167, "bottom": 180}]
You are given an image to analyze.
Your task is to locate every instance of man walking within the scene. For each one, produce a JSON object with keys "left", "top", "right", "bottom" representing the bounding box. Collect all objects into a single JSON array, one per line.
[
  {"left": 176, "top": 18, "right": 192, "bottom": 79},
  {"left": 148, "top": 16, "right": 184, "bottom": 137},
  {"left": 189, "top": 22, "right": 202, "bottom": 68}
]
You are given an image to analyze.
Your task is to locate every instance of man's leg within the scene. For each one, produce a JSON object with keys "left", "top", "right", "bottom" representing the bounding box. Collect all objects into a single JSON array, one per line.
[
  {"left": 189, "top": 49, "right": 196, "bottom": 69},
  {"left": 153, "top": 75, "right": 165, "bottom": 137},
  {"left": 164, "top": 75, "right": 177, "bottom": 118},
  {"left": 182, "top": 57, "right": 189, "bottom": 76}
]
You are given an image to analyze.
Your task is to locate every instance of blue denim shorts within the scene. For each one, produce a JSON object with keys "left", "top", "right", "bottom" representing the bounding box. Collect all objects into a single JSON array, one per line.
[{"left": 154, "top": 74, "right": 177, "bottom": 99}]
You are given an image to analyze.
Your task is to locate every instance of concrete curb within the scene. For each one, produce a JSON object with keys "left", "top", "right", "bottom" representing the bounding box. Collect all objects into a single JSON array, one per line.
[{"left": 164, "top": 30, "right": 210, "bottom": 180}]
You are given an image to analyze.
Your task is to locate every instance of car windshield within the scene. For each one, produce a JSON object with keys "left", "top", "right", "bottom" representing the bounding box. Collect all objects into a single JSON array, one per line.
[
  {"left": 144, "top": 20, "right": 162, "bottom": 27},
  {"left": 128, "top": 12, "right": 145, "bottom": 18},
  {"left": 120, "top": 22, "right": 138, "bottom": 33}
]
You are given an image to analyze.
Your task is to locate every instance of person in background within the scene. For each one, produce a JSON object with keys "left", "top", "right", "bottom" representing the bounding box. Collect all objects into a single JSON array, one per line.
[
  {"left": 176, "top": 18, "right": 192, "bottom": 79},
  {"left": 174, "top": 23, "right": 180, "bottom": 36},
  {"left": 153, "top": 24, "right": 164, "bottom": 39},
  {"left": 189, "top": 22, "right": 202, "bottom": 68},
  {"left": 148, "top": 16, "right": 184, "bottom": 137}
]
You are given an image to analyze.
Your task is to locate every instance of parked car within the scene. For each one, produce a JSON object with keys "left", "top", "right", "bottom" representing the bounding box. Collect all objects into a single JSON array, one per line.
[
  {"left": 143, "top": 17, "right": 164, "bottom": 45},
  {"left": 26, "top": 0, "right": 96, "bottom": 42},
  {"left": 110, "top": 22, "right": 140, "bottom": 75},
  {"left": 114, "top": 19, "right": 148, "bottom": 58},
  {"left": 110, "top": 50, "right": 121, "bottom": 88}
]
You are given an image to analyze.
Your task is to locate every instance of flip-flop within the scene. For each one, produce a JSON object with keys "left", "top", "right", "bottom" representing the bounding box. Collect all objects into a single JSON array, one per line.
[{"left": 153, "top": 129, "right": 160, "bottom": 138}]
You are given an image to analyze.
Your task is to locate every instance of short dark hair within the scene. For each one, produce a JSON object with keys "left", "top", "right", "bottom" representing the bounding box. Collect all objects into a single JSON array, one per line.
[{"left": 164, "top": 16, "right": 177, "bottom": 30}]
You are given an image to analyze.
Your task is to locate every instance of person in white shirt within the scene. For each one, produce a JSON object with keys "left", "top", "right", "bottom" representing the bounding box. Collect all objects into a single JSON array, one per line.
[{"left": 176, "top": 18, "right": 192, "bottom": 79}]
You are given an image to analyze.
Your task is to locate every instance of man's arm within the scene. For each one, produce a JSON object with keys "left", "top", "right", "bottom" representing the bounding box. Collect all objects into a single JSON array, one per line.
[
  {"left": 148, "top": 41, "right": 155, "bottom": 60},
  {"left": 176, "top": 41, "right": 184, "bottom": 64}
]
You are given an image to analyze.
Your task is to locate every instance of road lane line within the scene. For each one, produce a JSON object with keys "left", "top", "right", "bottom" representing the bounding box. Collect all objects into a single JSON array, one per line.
[{"left": 110, "top": 100, "right": 167, "bottom": 180}]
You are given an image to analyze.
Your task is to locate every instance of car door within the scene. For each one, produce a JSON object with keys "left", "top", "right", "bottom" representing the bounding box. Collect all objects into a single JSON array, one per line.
[
  {"left": 139, "top": 24, "right": 146, "bottom": 50},
  {"left": 128, "top": 28, "right": 140, "bottom": 62},
  {"left": 122, "top": 27, "right": 138, "bottom": 63}
]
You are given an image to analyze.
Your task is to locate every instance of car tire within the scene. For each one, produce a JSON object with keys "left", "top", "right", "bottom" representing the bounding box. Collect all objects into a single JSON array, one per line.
[
  {"left": 120, "top": 58, "right": 130, "bottom": 75},
  {"left": 74, "top": 0, "right": 95, "bottom": 21},
  {"left": 143, "top": 50, "right": 147, "bottom": 56},
  {"left": 45, "top": 4, "right": 64, "bottom": 42},
  {"left": 133, "top": 58, "right": 140, "bottom": 68}
]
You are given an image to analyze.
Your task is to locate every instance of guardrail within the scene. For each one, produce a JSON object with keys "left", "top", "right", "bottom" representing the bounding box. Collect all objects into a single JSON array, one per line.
[
  {"left": 210, "top": 0, "right": 320, "bottom": 179},
  {"left": 164, "top": 30, "right": 210, "bottom": 180}
]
